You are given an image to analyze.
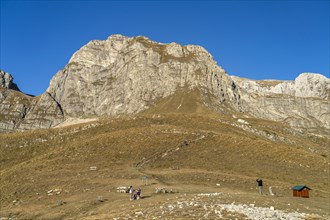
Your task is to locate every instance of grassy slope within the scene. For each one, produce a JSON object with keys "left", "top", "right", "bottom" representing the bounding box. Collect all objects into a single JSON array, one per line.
[{"left": 0, "top": 88, "right": 329, "bottom": 219}]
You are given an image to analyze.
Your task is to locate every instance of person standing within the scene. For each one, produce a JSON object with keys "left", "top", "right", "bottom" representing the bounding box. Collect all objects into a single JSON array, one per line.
[
  {"left": 129, "top": 186, "right": 134, "bottom": 200},
  {"left": 135, "top": 187, "right": 141, "bottom": 200},
  {"left": 256, "top": 178, "right": 263, "bottom": 194}
]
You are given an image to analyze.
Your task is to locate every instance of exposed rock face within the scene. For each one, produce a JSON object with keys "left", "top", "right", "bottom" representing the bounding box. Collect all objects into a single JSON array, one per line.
[
  {"left": 0, "top": 70, "right": 32, "bottom": 130},
  {"left": 232, "top": 74, "right": 330, "bottom": 129},
  {"left": 0, "top": 34, "right": 329, "bottom": 132},
  {"left": 45, "top": 34, "right": 240, "bottom": 118},
  {"left": 16, "top": 92, "right": 64, "bottom": 130},
  {"left": 0, "top": 71, "right": 64, "bottom": 131},
  {"left": 232, "top": 73, "right": 329, "bottom": 99},
  {"left": 0, "top": 70, "right": 20, "bottom": 91}
]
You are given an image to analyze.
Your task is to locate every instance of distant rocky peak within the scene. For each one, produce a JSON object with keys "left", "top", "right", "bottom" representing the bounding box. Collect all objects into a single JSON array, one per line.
[
  {"left": 0, "top": 70, "right": 20, "bottom": 91},
  {"left": 232, "top": 72, "right": 329, "bottom": 99},
  {"left": 294, "top": 73, "right": 330, "bottom": 98},
  {"left": 267, "top": 72, "right": 330, "bottom": 99}
]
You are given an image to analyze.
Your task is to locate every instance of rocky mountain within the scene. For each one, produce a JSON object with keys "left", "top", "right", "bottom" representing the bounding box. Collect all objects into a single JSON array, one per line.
[
  {"left": 46, "top": 34, "right": 239, "bottom": 118},
  {"left": 0, "top": 71, "right": 64, "bottom": 130},
  {"left": 232, "top": 73, "right": 330, "bottom": 130},
  {"left": 1, "top": 70, "right": 33, "bottom": 130},
  {"left": 0, "top": 34, "right": 329, "bottom": 132}
]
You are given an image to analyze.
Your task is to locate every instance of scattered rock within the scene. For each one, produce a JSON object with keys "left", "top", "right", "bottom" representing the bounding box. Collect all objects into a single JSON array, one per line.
[
  {"left": 112, "top": 192, "right": 321, "bottom": 219},
  {"left": 12, "top": 199, "right": 19, "bottom": 205},
  {"left": 47, "top": 189, "right": 62, "bottom": 196},
  {"left": 117, "top": 186, "right": 129, "bottom": 193},
  {"left": 155, "top": 188, "right": 175, "bottom": 194},
  {"left": 135, "top": 211, "right": 144, "bottom": 217},
  {"left": 89, "top": 166, "right": 97, "bottom": 171},
  {"left": 237, "top": 119, "right": 249, "bottom": 125}
]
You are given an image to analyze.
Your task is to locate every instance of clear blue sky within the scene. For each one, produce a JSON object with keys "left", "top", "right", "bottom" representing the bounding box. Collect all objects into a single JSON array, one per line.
[{"left": 1, "top": 0, "right": 329, "bottom": 96}]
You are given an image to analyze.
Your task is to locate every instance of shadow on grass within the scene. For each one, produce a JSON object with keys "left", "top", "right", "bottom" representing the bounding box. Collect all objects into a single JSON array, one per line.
[{"left": 141, "top": 195, "right": 152, "bottom": 199}]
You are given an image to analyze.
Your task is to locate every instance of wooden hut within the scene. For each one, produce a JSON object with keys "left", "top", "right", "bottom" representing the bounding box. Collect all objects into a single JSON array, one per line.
[{"left": 292, "top": 185, "right": 311, "bottom": 198}]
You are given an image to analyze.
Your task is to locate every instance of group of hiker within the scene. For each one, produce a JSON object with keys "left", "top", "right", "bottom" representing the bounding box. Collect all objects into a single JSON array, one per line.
[{"left": 128, "top": 186, "right": 141, "bottom": 200}]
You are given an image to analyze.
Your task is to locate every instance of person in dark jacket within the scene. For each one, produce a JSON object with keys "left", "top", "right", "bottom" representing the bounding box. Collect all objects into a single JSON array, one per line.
[
  {"left": 256, "top": 178, "right": 263, "bottom": 194},
  {"left": 135, "top": 187, "right": 141, "bottom": 200}
]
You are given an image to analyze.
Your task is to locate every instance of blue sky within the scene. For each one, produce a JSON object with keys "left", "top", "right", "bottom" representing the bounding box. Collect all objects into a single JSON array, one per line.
[{"left": 1, "top": 1, "right": 329, "bottom": 96}]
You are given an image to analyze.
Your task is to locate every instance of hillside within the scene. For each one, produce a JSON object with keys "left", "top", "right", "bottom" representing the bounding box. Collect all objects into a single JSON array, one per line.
[{"left": 1, "top": 88, "right": 329, "bottom": 219}]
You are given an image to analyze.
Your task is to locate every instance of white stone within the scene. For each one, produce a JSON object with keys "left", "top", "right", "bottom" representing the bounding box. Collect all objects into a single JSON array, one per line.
[{"left": 237, "top": 119, "right": 249, "bottom": 124}]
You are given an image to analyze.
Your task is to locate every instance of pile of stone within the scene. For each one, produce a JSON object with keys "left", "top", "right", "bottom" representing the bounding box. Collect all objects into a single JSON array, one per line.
[
  {"left": 47, "top": 189, "right": 61, "bottom": 196},
  {"left": 112, "top": 192, "right": 322, "bottom": 219},
  {"left": 117, "top": 186, "right": 129, "bottom": 193},
  {"left": 155, "top": 188, "right": 174, "bottom": 194}
]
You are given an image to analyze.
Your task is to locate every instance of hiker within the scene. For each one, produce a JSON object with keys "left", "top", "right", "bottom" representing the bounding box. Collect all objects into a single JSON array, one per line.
[
  {"left": 128, "top": 186, "right": 134, "bottom": 200},
  {"left": 256, "top": 178, "right": 263, "bottom": 194},
  {"left": 135, "top": 188, "right": 141, "bottom": 200}
]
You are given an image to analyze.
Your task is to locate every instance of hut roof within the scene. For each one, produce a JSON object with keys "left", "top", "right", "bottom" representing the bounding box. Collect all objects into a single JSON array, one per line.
[{"left": 292, "top": 185, "right": 311, "bottom": 191}]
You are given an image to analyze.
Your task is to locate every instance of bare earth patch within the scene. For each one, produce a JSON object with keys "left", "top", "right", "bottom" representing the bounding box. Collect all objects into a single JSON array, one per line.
[{"left": 54, "top": 117, "right": 98, "bottom": 128}]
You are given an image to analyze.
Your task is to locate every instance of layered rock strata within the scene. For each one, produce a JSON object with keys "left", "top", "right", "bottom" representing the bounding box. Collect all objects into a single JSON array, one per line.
[
  {"left": 0, "top": 71, "right": 64, "bottom": 131},
  {"left": 46, "top": 35, "right": 240, "bottom": 118},
  {"left": 0, "top": 35, "right": 329, "bottom": 132},
  {"left": 232, "top": 73, "right": 330, "bottom": 129}
]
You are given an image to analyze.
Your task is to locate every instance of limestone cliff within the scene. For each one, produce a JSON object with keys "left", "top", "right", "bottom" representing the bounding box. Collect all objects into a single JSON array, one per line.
[
  {"left": 0, "top": 70, "right": 20, "bottom": 91},
  {"left": 0, "top": 71, "right": 64, "bottom": 131},
  {"left": 45, "top": 35, "right": 240, "bottom": 118},
  {"left": 231, "top": 73, "right": 330, "bottom": 130},
  {"left": 1, "top": 70, "right": 33, "bottom": 130},
  {"left": 0, "top": 34, "right": 329, "bottom": 132}
]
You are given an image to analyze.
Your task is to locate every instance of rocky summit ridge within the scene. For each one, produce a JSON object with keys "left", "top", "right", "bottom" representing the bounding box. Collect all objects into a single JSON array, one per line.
[{"left": 0, "top": 34, "right": 329, "bottom": 132}]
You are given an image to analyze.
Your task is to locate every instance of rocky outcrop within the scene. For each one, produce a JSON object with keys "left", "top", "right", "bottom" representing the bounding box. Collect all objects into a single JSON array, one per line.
[
  {"left": 0, "top": 70, "right": 32, "bottom": 131},
  {"left": 17, "top": 92, "right": 64, "bottom": 130},
  {"left": 232, "top": 74, "right": 330, "bottom": 129},
  {"left": 0, "top": 34, "right": 329, "bottom": 132},
  {"left": 44, "top": 34, "right": 240, "bottom": 118},
  {"left": 231, "top": 73, "right": 329, "bottom": 99},
  {"left": 0, "top": 70, "right": 20, "bottom": 91},
  {"left": 0, "top": 71, "right": 64, "bottom": 131}
]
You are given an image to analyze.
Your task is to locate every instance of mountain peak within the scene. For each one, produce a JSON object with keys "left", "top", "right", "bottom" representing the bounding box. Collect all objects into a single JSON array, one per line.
[
  {"left": 232, "top": 72, "right": 330, "bottom": 99},
  {"left": 107, "top": 33, "right": 130, "bottom": 41},
  {"left": 69, "top": 34, "right": 216, "bottom": 68},
  {"left": 0, "top": 35, "right": 329, "bottom": 132},
  {"left": 0, "top": 70, "right": 20, "bottom": 91}
]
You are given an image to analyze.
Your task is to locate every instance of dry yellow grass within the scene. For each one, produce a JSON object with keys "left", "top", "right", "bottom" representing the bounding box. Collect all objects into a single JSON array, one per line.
[{"left": 0, "top": 89, "right": 329, "bottom": 219}]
